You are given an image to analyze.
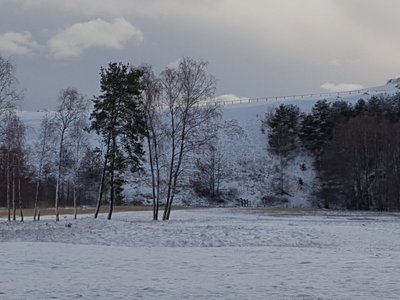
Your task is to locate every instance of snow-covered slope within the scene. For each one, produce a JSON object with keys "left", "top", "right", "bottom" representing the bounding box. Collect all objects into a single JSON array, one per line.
[
  {"left": 207, "top": 80, "right": 400, "bottom": 206},
  {"left": 19, "top": 80, "right": 400, "bottom": 207}
]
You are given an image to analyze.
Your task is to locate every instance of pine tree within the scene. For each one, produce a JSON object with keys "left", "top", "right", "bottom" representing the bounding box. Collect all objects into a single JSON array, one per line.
[
  {"left": 90, "top": 62, "right": 147, "bottom": 220},
  {"left": 266, "top": 104, "right": 301, "bottom": 157},
  {"left": 300, "top": 100, "right": 334, "bottom": 157},
  {"left": 265, "top": 104, "right": 301, "bottom": 195}
]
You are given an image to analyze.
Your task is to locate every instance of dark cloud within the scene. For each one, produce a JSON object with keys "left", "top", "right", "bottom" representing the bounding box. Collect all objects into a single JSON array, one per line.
[{"left": 0, "top": 0, "right": 399, "bottom": 109}]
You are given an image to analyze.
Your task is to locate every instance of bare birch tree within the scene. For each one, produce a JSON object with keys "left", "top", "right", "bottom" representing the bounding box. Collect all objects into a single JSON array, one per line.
[
  {"left": 14, "top": 117, "right": 25, "bottom": 222},
  {"left": 1, "top": 111, "right": 25, "bottom": 221},
  {"left": 0, "top": 57, "right": 21, "bottom": 220},
  {"left": 0, "top": 111, "right": 13, "bottom": 221},
  {"left": 69, "top": 117, "right": 89, "bottom": 219},
  {"left": 54, "top": 88, "right": 88, "bottom": 221},
  {"left": 0, "top": 57, "right": 21, "bottom": 115},
  {"left": 141, "top": 66, "right": 164, "bottom": 220},
  {"left": 32, "top": 114, "right": 57, "bottom": 220},
  {"left": 161, "top": 58, "right": 219, "bottom": 220}
]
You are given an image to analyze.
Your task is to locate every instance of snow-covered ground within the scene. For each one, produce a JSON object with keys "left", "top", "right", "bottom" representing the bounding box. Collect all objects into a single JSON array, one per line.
[{"left": 1, "top": 208, "right": 400, "bottom": 299}]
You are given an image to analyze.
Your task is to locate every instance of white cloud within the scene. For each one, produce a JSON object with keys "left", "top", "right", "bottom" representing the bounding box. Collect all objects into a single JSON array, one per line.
[
  {"left": 48, "top": 18, "right": 143, "bottom": 58},
  {"left": 320, "top": 82, "right": 364, "bottom": 93},
  {"left": 0, "top": 31, "right": 41, "bottom": 55}
]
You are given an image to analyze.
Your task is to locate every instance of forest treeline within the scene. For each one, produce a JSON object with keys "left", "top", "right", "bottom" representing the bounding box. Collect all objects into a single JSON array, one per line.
[
  {"left": 266, "top": 93, "right": 400, "bottom": 211},
  {"left": 2, "top": 53, "right": 400, "bottom": 219}
]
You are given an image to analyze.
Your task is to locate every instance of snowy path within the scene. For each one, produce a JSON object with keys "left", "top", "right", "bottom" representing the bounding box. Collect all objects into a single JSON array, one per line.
[{"left": 1, "top": 208, "right": 400, "bottom": 299}]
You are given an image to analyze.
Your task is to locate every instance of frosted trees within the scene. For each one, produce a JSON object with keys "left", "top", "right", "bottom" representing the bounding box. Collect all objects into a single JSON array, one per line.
[
  {"left": 191, "top": 142, "right": 226, "bottom": 200},
  {"left": 0, "top": 112, "right": 26, "bottom": 221},
  {"left": 141, "top": 66, "right": 163, "bottom": 220},
  {"left": 139, "top": 59, "right": 220, "bottom": 220},
  {"left": 160, "top": 58, "right": 219, "bottom": 220},
  {"left": 0, "top": 57, "right": 21, "bottom": 114},
  {"left": 32, "top": 114, "right": 56, "bottom": 220},
  {"left": 54, "top": 88, "right": 88, "bottom": 221},
  {"left": 90, "top": 63, "right": 146, "bottom": 220},
  {"left": 69, "top": 117, "right": 90, "bottom": 219},
  {"left": 0, "top": 57, "right": 22, "bottom": 220}
]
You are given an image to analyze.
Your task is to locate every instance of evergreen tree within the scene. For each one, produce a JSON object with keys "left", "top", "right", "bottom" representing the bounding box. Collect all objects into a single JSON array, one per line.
[
  {"left": 90, "top": 62, "right": 147, "bottom": 219},
  {"left": 265, "top": 104, "right": 301, "bottom": 195},
  {"left": 266, "top": 104, "right": 301, "bottom": 157},
  {"left": 300, "top": 100, "right": 334, "bottom": 157}
]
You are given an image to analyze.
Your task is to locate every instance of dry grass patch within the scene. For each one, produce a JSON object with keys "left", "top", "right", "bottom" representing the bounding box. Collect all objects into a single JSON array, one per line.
[
  {"left": 0, "top": 205, "right": 192, "bottom": 218},
  {"left": 0, "top": 205, "right": 156, "bottom": 218},
  {"left": 248, "top": 207, "right": 321, "bottom": 216}
]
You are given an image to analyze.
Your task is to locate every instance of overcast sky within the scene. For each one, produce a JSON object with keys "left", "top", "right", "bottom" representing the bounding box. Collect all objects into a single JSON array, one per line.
[{"left": 1, "top": 0, "right": 399, "bottom": 110}]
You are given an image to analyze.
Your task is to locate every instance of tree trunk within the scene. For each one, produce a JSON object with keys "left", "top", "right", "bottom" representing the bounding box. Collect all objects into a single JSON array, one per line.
[
  {"left": 33, "top": 179, "right": 40, "bottom": 221},
  {"left": 6, "top": 152, "right": 10, "bottom": 221},
  {"left": 12, "top": 155, "right": 16, "bottom": 221},
  {"left": 73, "top": 185, "right": 77, "bottom": 220},
  {"left": 107, "top": 135, "right": 117, "bottom": 220},
  {"left": 147, "top": 130, "right": 159, "bottom": 221},
  {"left": 108, "top": 168, "right": 114, "bottom": 220},
  {"left": 34, "top": 120, "right": 47, "bottom": 221},
  {"left": 18, "top": 165, "right": 23, "bottom": 222},
  {"left": 55, "top": 129, "right": 65, "bottom": 222},
  {"left": 94, "top": 130, "right": 111, "bottom": 219},
  {"left": 164, "top": 113, "right": 188, "bottom": 220},
  {"left": 155, "top": 144, "right": 161, "bottom": 221},
  {"left": 94, "top": 100, "right": 122, "bottom": 219},
  {"left": 163, "top": 109, "right": 176, "bottom": 221}
]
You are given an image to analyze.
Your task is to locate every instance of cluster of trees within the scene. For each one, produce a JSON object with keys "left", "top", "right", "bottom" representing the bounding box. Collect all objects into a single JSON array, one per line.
[
  {"left": 90, "top": 58, "right": 220, "bottom": 221},
  {"left": 266, "top": 94, "right": 400, "bottom": 211},
  {"left": 0, "top": 56, "right": 220, "bottom": 221},
  {"left": 0, "top": 57, "right": 26, "bottom": 221},
  {"left": 6, "top": 51, "right": 398, "bottom": 217},
  {"left": 139, "top": 59, "right": 220, "bottom": 220},
  {"left": 0, "top": 76, "right": 99, "bottom": 221}
]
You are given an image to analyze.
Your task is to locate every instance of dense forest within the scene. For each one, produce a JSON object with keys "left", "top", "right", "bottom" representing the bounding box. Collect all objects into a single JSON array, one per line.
[{"left": 266, "top": 93, "right": 400, "bottom": 211}]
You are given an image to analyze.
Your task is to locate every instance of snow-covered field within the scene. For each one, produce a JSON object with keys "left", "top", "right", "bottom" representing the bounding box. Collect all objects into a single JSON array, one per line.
[{"left": 1, "top": 208, "right": 400, "bottom": 299}]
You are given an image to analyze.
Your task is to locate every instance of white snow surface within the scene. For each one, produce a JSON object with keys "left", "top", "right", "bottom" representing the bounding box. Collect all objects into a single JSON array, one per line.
[{"left": 1, "top": 208, "right": 400, "bottom": 299}]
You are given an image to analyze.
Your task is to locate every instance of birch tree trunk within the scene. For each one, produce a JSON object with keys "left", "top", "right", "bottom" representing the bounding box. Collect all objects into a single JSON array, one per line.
[
  {"left": 73, "top": 185, "right": 77, "bottom": 220},
  {"left": 55, "top": 129, "right": 65, "bottom": 222},
  {"left": 12, "top": 154, "right": 16, "bottom": 221},
  {"left": 34, "top": 180, "right": 40, "bottom": 221},
  {"left": 18, "top": 162, "right": 23, "bottom": 222},
  {"left": 160, "top": 58, "right": 218, "bottom": 220},
  {"left": 54, "top": 88, "right": 88, "bottom": 221},
  {"left": 6, "top": 151, "right": 10, "bottom": 221}
]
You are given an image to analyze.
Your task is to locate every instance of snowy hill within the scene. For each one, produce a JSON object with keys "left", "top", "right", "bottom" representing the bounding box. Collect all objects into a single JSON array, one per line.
[
  {"left": 204, "top": 80, "right": 400, "bottom": 207},
  {"left": 18, "top": 80, "right": 400, "bottom": 207}
]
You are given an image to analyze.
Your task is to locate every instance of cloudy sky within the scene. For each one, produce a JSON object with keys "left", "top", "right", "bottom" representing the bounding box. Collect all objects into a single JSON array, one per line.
[{"left": 0, "top": 0, "right": 399, "bottom": 110}]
